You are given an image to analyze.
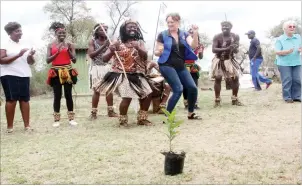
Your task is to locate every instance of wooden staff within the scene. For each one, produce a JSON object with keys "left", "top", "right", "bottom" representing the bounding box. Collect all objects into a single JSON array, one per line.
[{"left": 99, "top": 24, "right": 128, "bottom": 81}]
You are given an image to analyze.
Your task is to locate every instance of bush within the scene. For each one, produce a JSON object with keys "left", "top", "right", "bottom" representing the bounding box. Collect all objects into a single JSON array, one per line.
[{"left": 30, "top": 67, "right": 52, "bottom": 96}]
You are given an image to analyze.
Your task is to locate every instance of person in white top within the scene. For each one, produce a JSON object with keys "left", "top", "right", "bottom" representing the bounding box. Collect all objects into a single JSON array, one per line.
[{"left": 0, "top": 22, "right": 36, "bottom": 133}]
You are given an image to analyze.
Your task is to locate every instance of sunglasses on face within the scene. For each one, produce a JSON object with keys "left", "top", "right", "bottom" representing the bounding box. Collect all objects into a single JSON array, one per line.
[{"left": 288, "top": 25, "right": 296, "bottom": 29}]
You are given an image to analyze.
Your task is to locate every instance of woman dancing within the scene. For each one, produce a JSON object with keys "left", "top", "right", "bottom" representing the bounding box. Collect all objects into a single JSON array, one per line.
[
  {"left": 88, "top": 23, "right": 118, "bottom": 120},
  {"left": 46, "top": 22, "right": 78, "bottom": 127},
  {"left": 154, "top": 13, "right": 201, "bottom": 120}
]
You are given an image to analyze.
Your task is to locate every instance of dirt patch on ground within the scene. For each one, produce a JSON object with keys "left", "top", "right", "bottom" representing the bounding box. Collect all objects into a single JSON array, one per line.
[{"left": 0, "top": 84, "right": 300, "bottom": 184}]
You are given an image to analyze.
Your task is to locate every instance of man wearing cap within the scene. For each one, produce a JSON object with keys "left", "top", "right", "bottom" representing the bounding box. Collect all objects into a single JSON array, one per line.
[{"left": 246, "top": 30, "right": 272, "bottom": 90}]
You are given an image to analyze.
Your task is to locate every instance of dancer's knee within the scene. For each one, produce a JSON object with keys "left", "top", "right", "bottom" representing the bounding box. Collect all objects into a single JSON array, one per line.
[
  {"left": 215, "top": 76, "right": 222, "bottom": 83},
  {"left": 164, "top": 84, "right": 171, "bottom": 92},
  {"left": 173, "top": 85, "right": 183, "bottom": 95},
  {"left": 187, "top": 84, "right": 197, "bottom": 94},
  {"left": 64, "top": 91, "right": 73, "bottom": 101}
]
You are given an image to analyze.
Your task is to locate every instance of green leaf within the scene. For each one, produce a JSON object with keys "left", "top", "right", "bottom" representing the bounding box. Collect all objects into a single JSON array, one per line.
[
  {"left": 171, "top": 135, "right": 176, "bottom": 141},
  {"left": 172, "top": 120, "right": 183, "bottom": 128},
  {"left": 161, "top": 108, "right": 183, "bottom": 147},
  {"left": 161, "top": 108, "right": 171, "bottom": 117}
]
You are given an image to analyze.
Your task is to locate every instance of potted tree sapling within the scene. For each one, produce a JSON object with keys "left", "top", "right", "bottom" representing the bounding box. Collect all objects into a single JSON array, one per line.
[{"left": 161, "top": 108, "right": 186, "bottom": 176}]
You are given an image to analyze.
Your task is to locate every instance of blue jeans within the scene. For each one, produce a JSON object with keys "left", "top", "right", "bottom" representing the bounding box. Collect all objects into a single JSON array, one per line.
[
  {"left": 278, "top": 65, "right": 301, "bottom": 101},
  {"left": 159, "top": 65, "right": 198, "bottom": 113},
  {"left": 250, "top": 58, "right": 272, "bottom": 90}
]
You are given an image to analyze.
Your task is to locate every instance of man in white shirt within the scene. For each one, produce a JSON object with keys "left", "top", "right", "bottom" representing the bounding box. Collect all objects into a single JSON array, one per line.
[{"left": 0, "top": 22, "right": 35, "bottom": 133}]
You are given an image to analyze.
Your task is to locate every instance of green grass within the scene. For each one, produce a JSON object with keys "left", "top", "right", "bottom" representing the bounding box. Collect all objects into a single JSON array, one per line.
[{"left": 0, "top": 84, "right": 301, "bottom": 184}]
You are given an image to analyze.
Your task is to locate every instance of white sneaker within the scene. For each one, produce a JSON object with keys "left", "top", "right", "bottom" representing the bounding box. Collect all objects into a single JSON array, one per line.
[
  {"left": 6, "top": 128, "right": 13, "bottom": 133},
  {"left": 69, "top": 120, "right": 78, "bottom": 126},
  {"left": 52, "top": 121, "right": 60, "bottom": 127}
]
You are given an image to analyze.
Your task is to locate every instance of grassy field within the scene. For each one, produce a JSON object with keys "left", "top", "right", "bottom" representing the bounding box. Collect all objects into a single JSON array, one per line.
[{"left": 0, "top": 83, "right": 301, "bottom": 184}]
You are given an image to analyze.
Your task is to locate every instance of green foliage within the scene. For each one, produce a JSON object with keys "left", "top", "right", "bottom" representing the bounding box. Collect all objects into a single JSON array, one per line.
[
  {"left": 261, "top": 43, "right": 276, "bottom": 68},
  {"left": 43, "top": 0, "right": 95, "bottom": 44},
  {"left": 199, "top": 32, "right": 211, "bottom": 49},
  {"left": 71, "top": 17, "right": 97, "bottom": 48},
  {"left": 43, "top": 0, "right": 91, "bottom": 23},
  {"left": 161, "top": 109, "right": 183, "bottom": 152},
  {"left": 30, "top": 66, "right": 52, "bottom": 96},
  {"left": 179, "top": 19, "right": 211, "bottom": 49}
]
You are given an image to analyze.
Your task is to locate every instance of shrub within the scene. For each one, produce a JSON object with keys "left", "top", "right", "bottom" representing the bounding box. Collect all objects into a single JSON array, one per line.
[{"left": 30, "top": 67, "right": 52, "bottom": 96}]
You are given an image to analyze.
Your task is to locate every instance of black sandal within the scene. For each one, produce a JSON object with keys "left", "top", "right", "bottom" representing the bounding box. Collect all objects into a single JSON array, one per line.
[{"left": 188, "top": 113, "right": 202, "bottom": 120}]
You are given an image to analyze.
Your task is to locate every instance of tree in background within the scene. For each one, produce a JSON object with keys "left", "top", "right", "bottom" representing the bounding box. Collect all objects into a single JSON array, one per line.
[
  {"left": 198, "top": 32, "right": 211, "bottom": 49},
  {"left": 235, "top": 44, "right": 249, "bottom": 73},
  {"left": 261, "top": 43, "right": 280, "bottom": 80},
  {"left": 30, "top": 0, "right": 97, "bottom": 96},
  {"left": 105, "top": 0, "right": 138, "bottom": 38},
  {"left": 43, "top": 0, "right": 96, "bottom": 45},
  {"left": 180, "top": 19, "right": 211, "bottom": 49},
  {"left": 267, "top": 17, "right": 301, "bottom": 38},
  {"left": 261, "top": 43, "right": 276, "bottom": 68}
]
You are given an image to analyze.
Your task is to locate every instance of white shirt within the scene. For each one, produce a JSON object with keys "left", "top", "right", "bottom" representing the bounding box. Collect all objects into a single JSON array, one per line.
[{"left": 0, "top": 38, "right": 32, "bottom": 77}]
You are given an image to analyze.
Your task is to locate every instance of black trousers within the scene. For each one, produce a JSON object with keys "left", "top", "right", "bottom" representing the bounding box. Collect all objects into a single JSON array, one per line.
[{"left": 52, "top": 77, "right": 73, "bottom": 113}]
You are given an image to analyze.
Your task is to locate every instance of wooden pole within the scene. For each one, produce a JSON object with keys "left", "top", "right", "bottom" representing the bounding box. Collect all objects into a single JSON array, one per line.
[
  {"left": 99, "top": 24, "right": 128, "bottom": 81},
  {"left": 151, "top": 3, "right": 162, "bottom": 60}
]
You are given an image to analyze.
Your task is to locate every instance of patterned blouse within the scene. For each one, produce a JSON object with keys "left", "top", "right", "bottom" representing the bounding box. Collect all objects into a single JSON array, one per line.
[
  {"left": 91, "top": 39, "right": 107, "bottom": 66},
  {"left": 111, "top": 40, "right": 146, "bottom": 74}
]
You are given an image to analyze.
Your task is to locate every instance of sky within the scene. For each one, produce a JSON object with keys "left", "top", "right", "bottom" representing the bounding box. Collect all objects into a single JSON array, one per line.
[{"left": 1, "top": 0, "right": 301, "bottom": 70}]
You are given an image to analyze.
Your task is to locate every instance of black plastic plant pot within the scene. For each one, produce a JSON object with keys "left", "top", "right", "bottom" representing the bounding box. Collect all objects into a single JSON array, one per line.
[{"left": 161, "top": 151, "right": 186, "bottom": 176}]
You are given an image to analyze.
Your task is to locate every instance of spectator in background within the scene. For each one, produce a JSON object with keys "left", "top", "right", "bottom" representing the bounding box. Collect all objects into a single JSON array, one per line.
[
  {"left": 246, "top": 30, "right": 272, "bottom": 91},
  {"left": 275, "top": 20, "right": 301, "bottom": 103},
  {"left": 0, "top": 22, "right": 36, "bottom": 133}
]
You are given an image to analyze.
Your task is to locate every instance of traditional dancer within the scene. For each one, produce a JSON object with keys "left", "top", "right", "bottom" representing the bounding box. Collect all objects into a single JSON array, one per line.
[
  {"left": 145, "top": 61, "right": 171, "bottom": 114},
  {"left": 88, "top": 23, "right": 118, "bottom": 120},
  {"left": 95, "top": 19, "right": 153, "bottom": 127},
  {"left": 46, "top": 22, "right": 78, "bottom": 127},
  {"left": 155, "top": 13, "right": 201, "bottom": 120},
  {"left": 183, "top": 28, "right": 204, "bottom": 109},
  {"left": 211, "top": 21, "right": 243, "bottom": 107}
]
